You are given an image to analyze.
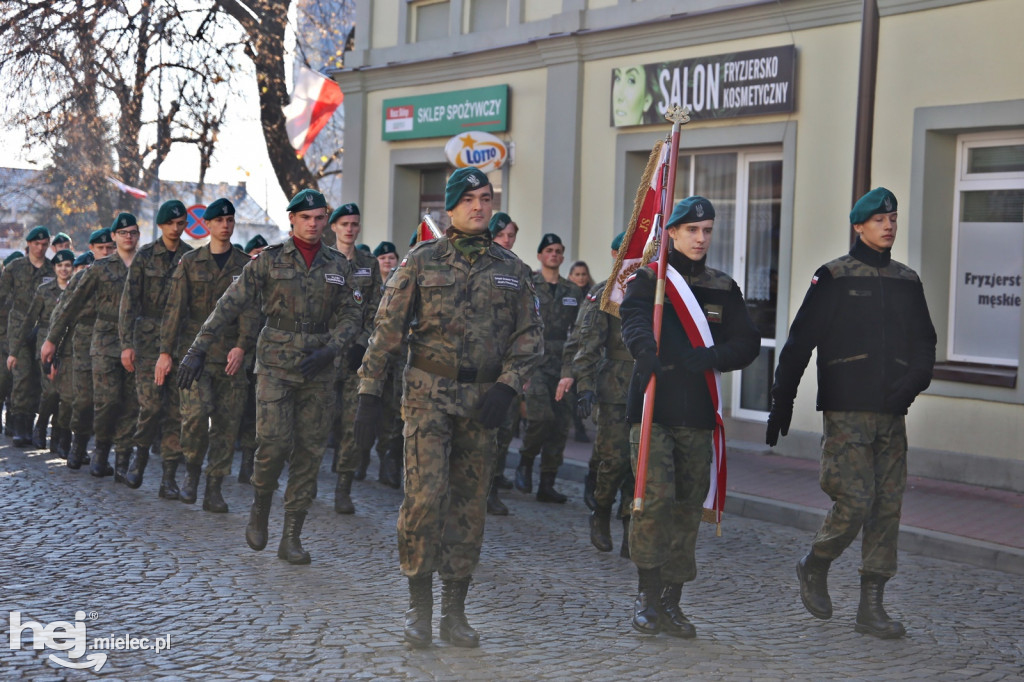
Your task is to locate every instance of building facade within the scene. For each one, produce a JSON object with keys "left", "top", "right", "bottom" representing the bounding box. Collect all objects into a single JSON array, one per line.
[{"left": 334, "top": 0, "right": 1024, "bottom": 492}]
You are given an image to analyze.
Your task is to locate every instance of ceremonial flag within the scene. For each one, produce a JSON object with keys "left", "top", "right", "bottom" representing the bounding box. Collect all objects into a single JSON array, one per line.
[
  {"left": 600, "top": 140, "right": 669, "bottom": 317},
  {"left": 106, "top": 176, "right": 148, "bottom": 199},
  {"left": 414, "top": 215, "right": 443, "bottom": 244},
  {"left": 284, "top": 67, "right": 344, "bottom": 159}
]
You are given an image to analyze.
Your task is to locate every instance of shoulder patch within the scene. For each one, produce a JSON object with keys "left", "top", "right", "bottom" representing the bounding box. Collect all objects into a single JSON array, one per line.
[
  {"left": 811, "top": 275, "right": 819, "bottom": 285},
  {"left": 493, "top": 274, "right": 521, "bottom": 290}
]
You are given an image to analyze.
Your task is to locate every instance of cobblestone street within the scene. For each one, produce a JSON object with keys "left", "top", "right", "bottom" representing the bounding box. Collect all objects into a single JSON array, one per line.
[{"left": 2, "top": 443, "right": 1021, "bottom": 681}]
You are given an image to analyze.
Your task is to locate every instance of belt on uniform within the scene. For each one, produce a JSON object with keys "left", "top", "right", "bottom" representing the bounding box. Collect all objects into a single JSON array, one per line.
[
  {"left": 267, "top": 316, "right": 328, "bottom": 334},
  {"left": 409, "top": 355, "right": 501, "bottom": 383},
  {"left": 96, "top": 312, "right": 119, "bottom": 323},
  {"left": 607, "top": 348, "right": 634, "bottom": 362}
]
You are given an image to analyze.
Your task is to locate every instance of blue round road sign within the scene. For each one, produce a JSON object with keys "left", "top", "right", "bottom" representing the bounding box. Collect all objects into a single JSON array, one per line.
[{"left": 186, "top": 205, "right": 209, "bottom": 238}]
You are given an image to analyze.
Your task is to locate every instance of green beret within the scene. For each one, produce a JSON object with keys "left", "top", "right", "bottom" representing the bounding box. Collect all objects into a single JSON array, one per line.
[
  {"left": 373, "top": 241, "right": 397, "bottom": 257},
  {"left": 4, "top": 251, "right": 24, "bottom": 266},
  {"left": 110, "top": 212, "right": 138, "bottom": 232},
  {"left": 409, "top": 231, "right": 418, "bottom": 247},
  {"left": 52, "top": 232, "right": 72, "bottom": 245},
  {"left": 89, "top": 228, "right": 113, "bottom": 245},
  {"left": 329, "top": 203, "right": 360, "bottom": 224},
  {"left": 537, "top": 233, "right": 563, "bottom": 253},
  {"left": 286, "top": 188, "right": 327, "bottom": 212},
  {"left": 666, "top": 196, "right": 715, "bottom": 228},
  {"left": 73, "top": 252, "right": 95, "bottom": 267},
  {"left": 155, "top": 200, "right": 187, "bottom": 225},
  {"left": 444, "top": 167, "right": 491, "bottom": 211},
  {"left": 203, "top": 198, "right": 235, "bottom": 220},
  {"left": 488, "top": 212, "right": 514, "bottom": 237},
  {"left": 356, "top": 244, "right": 371, "bottom": 254},
  {"left": 850, "top": 187, "right": 897, "bottom": 224},
  {"left": 51, "top": 249, "right": 75, "bottom": 265},
  {"left": 26, "top": 226, "right": 50, "bottom": 242},
  {"left": 244, "top": 235, "right": 269, "bottom": 254},
  {"left": 611, "top": 232, "right": 625, "bottom": 250}
]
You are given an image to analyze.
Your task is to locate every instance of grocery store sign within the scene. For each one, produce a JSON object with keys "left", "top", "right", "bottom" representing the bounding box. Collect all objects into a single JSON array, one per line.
[{"left": 382, "top": 85, "right": 508, "bottom": 140}]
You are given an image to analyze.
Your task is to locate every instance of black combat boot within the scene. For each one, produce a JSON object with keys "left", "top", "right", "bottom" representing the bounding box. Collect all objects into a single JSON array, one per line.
[
  {"left": 32, "top": 411, "right": 50, "bottom": 449},
  {"left": 486, "top": 477, "right": 508, "bottom": 516},
  {"left": 632, "top": 567, "right": 663, "bottom": 635},
  {"left": 404, "top": 574, "right": 433, "bottom": 648},
  {"left": 237, "top": 447, "right": 254, "bottom": 484},
  {"left": 203, "top": 476, "right": 229, "bottom": 513},
  {"left": 583, "top": 470, "right": 597, "bottom": 511},
  {"left": 620, "top": 517, "right": 631, "bottom": 559},
  {"left": 439, "top": 578, "right": 479, "bottom": 648},
  {"left": 57, "top": 427, "right": 72, "bottom": 459},
  {"left": 113, "top": 449, "right": 131, "bottom": 484},
  {"left": 378, "top": 448, "right": 402, "bottom": 489},
  {"left": 514, "top": 453, "right": 534, "bottom": 493},
  {"left": 660, "top": 583, "right": 697, "bottom": 638},
  {"left": 158, "top": 459, "right": 180, "bottom": 500},
  {"left": 855, "top": 574, "right": 906, "bottom": 639},
  {"left": 124, "top": 446, "right": 149, "bottom": 489},
  {"left": 589, "top": 506, "right": 613, "bottom": 552},
  {"left": 245, "top": 491, "right": 273, "bottom": 551},
  {"left": 333, "top": 472, "right": 355, "bottom": 514},
  {"left": 13, "top": 414, "right": 33, "bottom": 447},
  {"left": 67, "top": 433, "right": 89, "bottom": 470},
  {"left": 277, "top": 510, "right": 311, "bottom": 564},
  {"left": 536, "top": 471, "right": 567, "bottom": 503},
  {"left": 353, "top": 449, "right": 370, "bottom": 481},
  {"left": 89, "top": 442, "right": 113, "bottom": 477},
  {"left": 796, "top": 551, "right": 833, "bottom": 620},
  {"left": 179, "top": 460, "right": 202, "bottom": 503}
]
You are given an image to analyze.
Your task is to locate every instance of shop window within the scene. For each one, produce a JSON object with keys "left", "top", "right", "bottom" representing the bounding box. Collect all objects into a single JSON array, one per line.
[
  {"left": 467, "top": 0, "right": 508, "bottom": 33},
  {"left": 418, "top": 165, "right": 503, "bottom": 235},
  {"left": 409, "top": 0, "right": 449, "bottom": 43}
]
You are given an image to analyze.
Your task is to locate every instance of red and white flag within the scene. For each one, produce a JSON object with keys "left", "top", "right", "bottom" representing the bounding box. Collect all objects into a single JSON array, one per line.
[
  {"left": 106, "top": 176, "right": 148, "bottom": 199},
  {"left": 284, "top": 67, "right": 344, "bottom": 159}
]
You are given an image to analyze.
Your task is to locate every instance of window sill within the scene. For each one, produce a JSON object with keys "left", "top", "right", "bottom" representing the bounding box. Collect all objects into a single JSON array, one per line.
[{"left": 933, "top": 362, "right": 1017, "bottom": 388}]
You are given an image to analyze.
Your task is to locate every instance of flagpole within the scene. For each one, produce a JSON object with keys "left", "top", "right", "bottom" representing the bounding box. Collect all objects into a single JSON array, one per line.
[
  {"left": 633, "top": 105, "right": 690, "bottom": 515},
  {"left": 422, "top": 214, "right": 444, "bottom": 239}
]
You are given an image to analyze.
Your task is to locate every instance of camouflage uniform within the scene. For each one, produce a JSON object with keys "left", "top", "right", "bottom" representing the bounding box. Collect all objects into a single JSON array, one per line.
[
  {"left": 187, "top": 238, "right": 360, "bottom": 513},
  {"left": 359, "top": 237, "right": 544, "bottom": 580},
  {"left": 120, "top": 238, "right": 192, "bottom": 462},
  {"left": 0, "top": 271, "right": 12, "bottom": 430},
  {"left": 52, "top": 269, "right": 97, "bottom": 440},
  {"left": 0, "top": 256, "right": 56, "bottom": 428},
  {"left": 161, "top": 245, "right": 258, "bottom": 477}
]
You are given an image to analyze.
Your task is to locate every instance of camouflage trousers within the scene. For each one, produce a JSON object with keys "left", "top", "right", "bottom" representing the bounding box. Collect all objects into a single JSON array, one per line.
[
  {"left": 399, "top": 405, "right": 496, "bottom": 580},
  {"left": 10, "top": 342, "right": 41, "bottom": 415},
  {"left": 70, "top": 354, "right": 93, "bottom": 435},
  {"left": 593, "top": 403, "right": 634, "bottom": 517},
  {"left": 376, "top": 365, "right": 405, "bottom": 459},
  {"left": 520, "top": 372, "right": 570, "bottom": 473},
  {"left": 331, "top": 370, "right": 370, "bottom": 473},
  {"left": 35, "top": 338, "right": 60, "bottom": 419},
  {"left": 92, "top": 354, "right": 137, "bottom": 449},
  {"left": 52, "top": 350, "right": 74, "bottom": 431},
  {"left": 492, "top": 394, "right": 521, "bottom": 479},
  {"left": 252, "top": 374, "right": 335, "bottom": 513},
  {"left": 180, "top": 363, "right": 248, "bottom": 477},
  {"left": 237, "top": 369, "right": 258, "bottom": 453},
  {"left": 0, "top": 359, "right": 11, "bottom": 407},
  {"left": 629, "top": 423, "right": 711, "bottom": 584},
  {"left": 813, "top": 411, "right": 907, "bottom": 577},
  {"left": 131, "top": 354, "right": 183, "bottom": 462}
]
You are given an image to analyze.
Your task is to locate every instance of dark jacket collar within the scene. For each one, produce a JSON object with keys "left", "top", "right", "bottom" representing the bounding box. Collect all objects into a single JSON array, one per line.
[
  {"left": 850, "top": 237, "right": 891, "bottom": 267},
  {"left": 668, "top": 249, "right": 706, "bottom": 277}
]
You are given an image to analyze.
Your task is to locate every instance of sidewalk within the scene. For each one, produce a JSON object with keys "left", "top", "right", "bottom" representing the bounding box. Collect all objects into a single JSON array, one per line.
[{"left": 513, "top": 427, "right": 1024, "bottom": 576}]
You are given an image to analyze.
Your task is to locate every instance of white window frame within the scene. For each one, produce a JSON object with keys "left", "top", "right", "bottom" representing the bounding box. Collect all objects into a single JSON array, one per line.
[
  {"left": 947, "top": 130, "right": 1024, "bottom": 366},
  {"left": 408, "top": 0, "right": 450, "bottom": 43}
]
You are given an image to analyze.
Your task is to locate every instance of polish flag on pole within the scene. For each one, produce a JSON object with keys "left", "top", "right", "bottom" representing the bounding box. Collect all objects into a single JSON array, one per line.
[
  {"left": 106, "top": 176, "right": 148, "bottom": 199},
  {"left": 284, "top": 67, "right": 344, "bottom": 159}
]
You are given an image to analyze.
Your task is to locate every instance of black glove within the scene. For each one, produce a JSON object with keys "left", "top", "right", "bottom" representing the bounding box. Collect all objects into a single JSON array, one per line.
[
  {"left": 765, "top": 399, "right": 793, "bottom": 447},
  {"left": 177, "top": 347, "right": 207, "bottom": 390},
  {"left": 576, "top": 389, "right": 597, "bottom": 420},
  {"left": 353, "top": 394, "right": 382, "bottom": 450},
  {"left": 679, "top": 346, "right": 718, "bottom": 373},
  {"left": 299, "top": 346, "right": 336, "bottom": 380},
  {"left": 634, "top": 351, "right": 663, "bottom": 384},
  {"left": 476, "top": 382, "right": 517, "bottom": 429},
  {"left": 41, "top": 359, "right": 52, "bottom": 375},
  {"left": 883, "top": 376, "right": 917, "bottom": 413},
  {"left": 346, "top": 344, "right": 366, "bottom": 372}
]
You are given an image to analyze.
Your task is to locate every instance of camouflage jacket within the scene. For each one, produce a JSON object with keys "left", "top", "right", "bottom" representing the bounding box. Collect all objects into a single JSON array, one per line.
[
  {"left": 10, "top": 278, "right": 69, "bottom": 359},
  {"left": 120, "top": 238, "right": 193, "bottom": 357},
  {"left": 160, "top": 245, "right": 259, "bottom": 364},
  {"left": 358, "top": 237, "right": 544, "bottom": 416},
  {"left": 0, "top": 256, "right": 56, "bottom": 346},
  {"left": 189, "top": 238, "right": 361, "bottom": 384},
  {"left": 529, "top": 272, "right": 583, "bottom": 379},
  {"left": 571, "top": 280, "right": 631, "bottom": 405},
  {"left": 47, "top": 254, "right": 131, "bottom": 360},
  {"left": 51, "top": 268, "right": 96, "bottom": 368},
  {"left": 340, "top": 247, "right": 383, "bottom": 351}
]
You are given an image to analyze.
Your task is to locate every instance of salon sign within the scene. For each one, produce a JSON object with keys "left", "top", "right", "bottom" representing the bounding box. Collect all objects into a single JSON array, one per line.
[{"left": 444, "top": 131, "right": 508, "bottom": 174}]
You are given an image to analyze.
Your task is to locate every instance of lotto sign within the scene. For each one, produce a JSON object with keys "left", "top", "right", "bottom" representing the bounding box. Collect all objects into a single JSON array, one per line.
[
  {"left": 444, "top": 132, "right": 508, "bottom": 174},
  {"left": 185, "top": 205, "right": 209, "bottom": 238}
]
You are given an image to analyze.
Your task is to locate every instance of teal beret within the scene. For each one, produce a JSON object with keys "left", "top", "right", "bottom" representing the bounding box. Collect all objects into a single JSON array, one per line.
[
  {"left": 110, "top": 212, "right": 138, "bottom": 232},
  {"left": 356, "top": 244, "right": 371, "bottom": 254},
  {"left": 73, "top": 252, "right": 95, "bottom": 267},
  {"left": 52, "top": 232, "right": 72, "bottom": 245},
  {"left": 373, "top": 241, "right": 397, "bottom": 257},
  {"left": 286, "top": 188, "right": 327, "bottom": 212},
  {"left": 329, "top": 203, "right": 360, "bottom": 224},
  {"left": 409, "top": 231, "right": 418, "bottom": 247},
  {"left": 666, "top": 196, "right": 715, "bottom": 228},
  {"left": 89, "top": 228, "right": 113, "bottom": 245},
  {"left": 611, "top": 232, "right": 625, "bottom": 250},
  {"left": 444, "top": 167, "right": 491, "bottom": 211},
  {"left": 850, "top": 187, "right": 897, "bottom": 224},
  {"left": 51, "top": 249, "right": 75, "bottom": 265},
  {"left": 488, "top": 212, "right": 514, "bottom": 237},
  {"left": 156, "top": 200, "right": 187, "bottom": 225},
  {"left": 537, "top": 233, "right": 563, "bottom": 253},
  {"left": 244, "top": 235, "right": 269, "bottom": 253},
  {"left": 4, "top": 251, "right": 24, "bottom": 266},
  {"left": 203, "top": 198, "right": 235, "bottom": 220},
  {"left": 26, "top": 226, "right": 50, "bottom": 242}
]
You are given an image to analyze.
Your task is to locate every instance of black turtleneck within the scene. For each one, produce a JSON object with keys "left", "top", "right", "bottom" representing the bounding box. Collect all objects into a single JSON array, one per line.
[{"left": 849, "top": 236, "right": 891, "bottom": 268}]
